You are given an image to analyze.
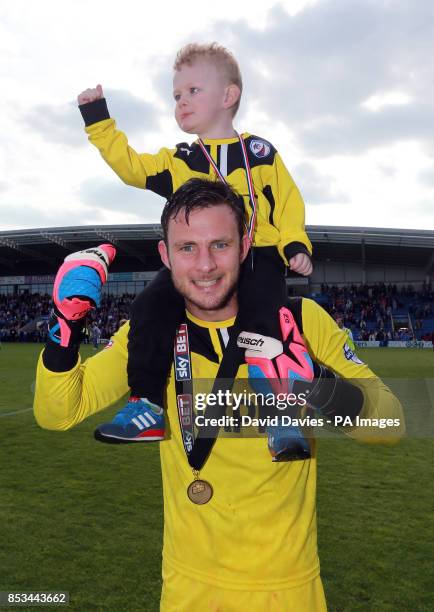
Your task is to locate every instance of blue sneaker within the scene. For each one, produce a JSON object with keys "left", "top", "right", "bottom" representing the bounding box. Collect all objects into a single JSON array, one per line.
[
  {"left": 267, "top": 419, "right": 311, "bottom": 462},
  {"left": 94, "top": 397, "right": 165, "bottom": 444}
]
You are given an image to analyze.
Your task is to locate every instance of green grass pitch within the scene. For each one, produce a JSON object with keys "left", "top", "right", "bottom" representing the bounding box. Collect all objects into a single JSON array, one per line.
[{"left": 0, "top": 344, "right": 433, "bottom": 611}]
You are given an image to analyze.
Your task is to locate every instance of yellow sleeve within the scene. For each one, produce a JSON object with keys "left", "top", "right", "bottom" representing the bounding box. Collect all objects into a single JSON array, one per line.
[
  {"left": 265, "top": 152, "right": 312, "bottom": 264},
  {"left": 33, "top": 323, "right": 130, "bottom": 431},
  {"left": 85, "top": 118, "right": 176, "bottom": 195},
  {"left": 301, "top": 298, "right": 405, "bottom": 444}
]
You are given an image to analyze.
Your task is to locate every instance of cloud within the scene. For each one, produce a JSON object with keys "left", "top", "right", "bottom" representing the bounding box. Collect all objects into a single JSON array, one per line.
[
  {"left": 206, "top": 0, "right": 434, "bottom": 156},
  {"left": 20, "top": 89, "right": 160, "bottom": 147},
  {"left": 418, "top": 167, "right": 434, "bottom": 189},
  {"left": 299, "top": 103, "right": 434, "bottom": 155},
  {"left": 377, "top": 164, "right": 398, "bottom": 179},
  {"left": 293, "top": 161, "right": 349, "bottom": 204},
  {"left": 148, "top": 54, "right": 176, "bottom": 115},
  {"left": 0, "top": 202, "right": 105, "bottom": 230},
  {"left": 299, "top": 103, "right": 434, "bottom": 156},
  {"left": 412, "top": 198, "right": 434, "bottom": 215},
  {"left": 78, "top": 177, "right": 165, "bottom": 221}
]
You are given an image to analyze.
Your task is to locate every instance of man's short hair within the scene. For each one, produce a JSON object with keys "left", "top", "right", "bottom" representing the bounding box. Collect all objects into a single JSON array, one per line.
[
  {"left": 173, "top": 42, "right": 243, "bottom": 116},
  {"left": 161, "top": 178, "right": 246, "bottom": 244}
]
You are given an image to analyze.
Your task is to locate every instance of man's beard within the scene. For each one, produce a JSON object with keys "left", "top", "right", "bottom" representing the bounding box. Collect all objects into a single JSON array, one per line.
[{"left": 171, "top": 271, "right": 239, "bottom": 315}]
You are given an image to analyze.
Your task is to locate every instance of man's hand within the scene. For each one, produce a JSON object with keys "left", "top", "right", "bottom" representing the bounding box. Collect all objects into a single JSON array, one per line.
[
  {"left": 289, "top": 252, "right": 312, "bottom": 276},
  {"left": 53, "top": 244, "right": 116, "bottom": 320},
  {"left": 77, "top": 84, "right": 104, "bottom": 105},
  {"left": 238, "top": 306, "right": 314, "bottom": 397},
  {"left": 237, "top": 307, "right": 314, "bottom": 461},
  {"left": 239, "top": 306, "right": 365, "bottom": 435},
  {"left": 49, "top": 244, "right": 116, "bottom": 347}
]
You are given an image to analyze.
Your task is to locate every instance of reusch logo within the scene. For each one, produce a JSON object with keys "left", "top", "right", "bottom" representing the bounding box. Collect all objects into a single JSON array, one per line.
[{"left": 238, "top": 336, "right": 264, "bottom": 347}]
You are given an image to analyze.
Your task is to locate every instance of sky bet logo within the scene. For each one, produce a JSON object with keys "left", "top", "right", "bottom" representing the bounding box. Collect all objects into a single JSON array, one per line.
[{"left": 175, "top": 324, "right": 191, "bottom": 381}]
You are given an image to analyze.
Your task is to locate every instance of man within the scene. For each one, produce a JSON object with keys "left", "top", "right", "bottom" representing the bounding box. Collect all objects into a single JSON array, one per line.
[
  {"left": 34, "top": 179, "right": 404, "bottom": 611},
  {"left": 336, "top": 317, "right": 356, "bottom": 351},
  {"left": 90, "top": 322, "right": 101, "bottom": 350}
]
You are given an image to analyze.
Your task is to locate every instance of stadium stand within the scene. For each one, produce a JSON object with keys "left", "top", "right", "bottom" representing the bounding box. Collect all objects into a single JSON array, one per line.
[
  {"left": 0, "top": 294, "right": 132, "bottom": 343},
  {"left": 315, "top": 282, "right": 434, "bottom": 342},
  {"left": 1, "top": 285, "right": 432, "bottom": 345},
  {"left": 0, "top": 224, "right": 433, "bottom": 345}
]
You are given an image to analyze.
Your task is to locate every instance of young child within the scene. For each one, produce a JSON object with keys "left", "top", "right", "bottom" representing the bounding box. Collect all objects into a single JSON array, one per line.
[{"left": 77, "top": 43, "right": 313, "bottom": 460}]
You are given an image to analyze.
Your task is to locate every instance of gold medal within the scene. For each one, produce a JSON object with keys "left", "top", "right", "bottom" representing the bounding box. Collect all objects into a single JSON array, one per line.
[{"left": 187, "top": 470, "right": 213, "bottom": 504}]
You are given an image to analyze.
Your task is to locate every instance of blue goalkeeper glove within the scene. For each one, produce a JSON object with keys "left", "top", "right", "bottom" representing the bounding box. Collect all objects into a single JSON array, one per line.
[
  {"left": 48, "top": 244, "right": 116, "bottom": 347},
  {"left": 237, "top": 306, "right": 314, "bottom": 461}
]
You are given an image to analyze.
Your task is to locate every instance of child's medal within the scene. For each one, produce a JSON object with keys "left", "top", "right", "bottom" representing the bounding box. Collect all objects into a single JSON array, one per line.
[{"left": 187, "top": 470, "right": 213, "bottom": 505}]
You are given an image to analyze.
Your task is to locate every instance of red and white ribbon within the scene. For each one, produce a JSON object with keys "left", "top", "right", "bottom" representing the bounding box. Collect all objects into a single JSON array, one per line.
[{"left": 197, "top": 133, "right": 257, "bottom": 242}]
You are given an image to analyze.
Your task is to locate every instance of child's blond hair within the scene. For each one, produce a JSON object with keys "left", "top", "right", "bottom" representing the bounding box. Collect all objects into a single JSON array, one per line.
[{"left": 174, "top": 43, "right": 243, "bottom": 116}]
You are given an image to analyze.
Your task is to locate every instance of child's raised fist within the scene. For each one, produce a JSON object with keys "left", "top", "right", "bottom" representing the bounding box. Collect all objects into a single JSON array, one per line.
[{"left": 77, "top": 84, "right": 104, "bottom": 105}]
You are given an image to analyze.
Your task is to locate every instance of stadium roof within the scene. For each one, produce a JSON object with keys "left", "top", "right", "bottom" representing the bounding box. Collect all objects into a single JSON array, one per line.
[{"left": 0, "top": 224, "right": 433, "bottom": 276}]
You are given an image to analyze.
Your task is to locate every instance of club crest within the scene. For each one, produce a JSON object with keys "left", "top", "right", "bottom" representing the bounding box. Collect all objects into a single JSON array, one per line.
[
  {"left": 343, "top": 343, "right": 363, "bottom": 364},
  {"left": 250, "top": 139, "right": 271, "bottom": 158}
]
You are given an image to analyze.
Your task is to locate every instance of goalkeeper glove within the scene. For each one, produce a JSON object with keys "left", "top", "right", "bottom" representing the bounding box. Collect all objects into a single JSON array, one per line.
[
  {"left": 49, "top": 244, "right": 116, "bottom": 347},
  {"left": 238, "top": 306, "right": 314, "bottom": 461},
  {"left": 238, "top": 306, "right": 364, "bottom": 461}
]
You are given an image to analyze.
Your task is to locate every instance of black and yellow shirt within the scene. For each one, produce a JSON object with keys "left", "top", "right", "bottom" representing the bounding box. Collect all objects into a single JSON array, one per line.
[
  {"left": 34, "top": 298, "right": 404, "bottom": 591},
  {"left": 80, "top": 99, "right": 312, "bottom": 264}
]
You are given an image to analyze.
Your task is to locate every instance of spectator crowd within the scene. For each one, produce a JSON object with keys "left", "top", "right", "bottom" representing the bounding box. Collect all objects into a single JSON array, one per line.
[
  {"left": 1, "top": 283, "right": 433, "bottom": 345},
  {"left": 0, "top": 293, "right": 134, "bottom": 343},
  {"left": 318, "top": 282, "right": 433, "bottom": 343}
]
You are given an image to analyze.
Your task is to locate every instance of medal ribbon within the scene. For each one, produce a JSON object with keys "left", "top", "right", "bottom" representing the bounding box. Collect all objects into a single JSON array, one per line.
[
  {"left": 174, "top": 320, "right": 243, "bottom": 471},
  {"left": 174, "top": 323, "right": 195, "bottom": 457},
  {"left": 197, "top": 133, "right": 257, "bottom": 243}
]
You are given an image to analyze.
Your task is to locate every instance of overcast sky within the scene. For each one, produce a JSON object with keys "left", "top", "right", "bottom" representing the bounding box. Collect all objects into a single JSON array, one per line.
[{"left": 0, "top": 0, "right": 433, "bottom": 232}]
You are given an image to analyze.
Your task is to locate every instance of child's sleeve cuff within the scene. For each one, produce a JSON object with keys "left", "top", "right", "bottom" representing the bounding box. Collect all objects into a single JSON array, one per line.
[
  {"left": 79, "top": 98, "right": 110, "bottom": 127},
  {"left": 283, "top": 241, "right": 312, "bottom": 262}
]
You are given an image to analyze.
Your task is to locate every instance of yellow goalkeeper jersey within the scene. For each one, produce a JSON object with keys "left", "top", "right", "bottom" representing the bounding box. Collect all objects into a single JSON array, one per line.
[
  {"left": 82, "top": 100, "right": 311, "bottom": 264},
  {"left": 34, "top": 299, "right": 404, "bottom": 591}
]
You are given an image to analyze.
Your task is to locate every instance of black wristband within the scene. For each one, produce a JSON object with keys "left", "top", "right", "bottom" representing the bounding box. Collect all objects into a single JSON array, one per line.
[
  {"left": 43, "top": 308, "right": 85, "bottom": 372},
  {"left": 283, "top": 242, "right": 311, "bottom": 261},
  {"left": 47, "top": 307, "right": 85, "bottom": 347},
  {"left": 79, "top": 98, "right": 110, "bottom": 127},
  {"left": 42, "top": 342, "right": 80, "bottom": 373},
  {"left": 293, "top": 363, "right": 364, "bottom": 422}
]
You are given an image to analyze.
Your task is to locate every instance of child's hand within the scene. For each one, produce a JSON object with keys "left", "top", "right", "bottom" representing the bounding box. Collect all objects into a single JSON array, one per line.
[
  {"left": 289, "top": 253, "right": 312, "bottom": 276},
  {"left": 77, "top": 84, "right": 104, "bottom": 105}
]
